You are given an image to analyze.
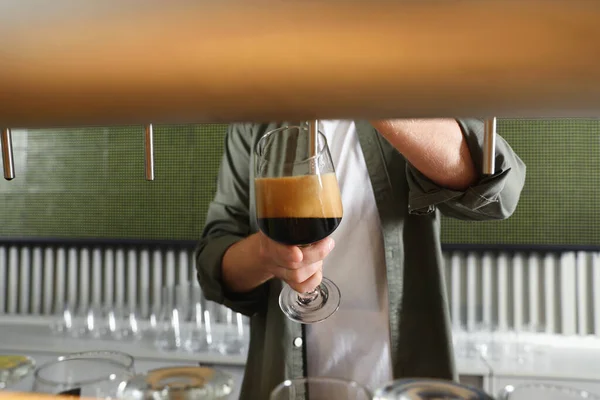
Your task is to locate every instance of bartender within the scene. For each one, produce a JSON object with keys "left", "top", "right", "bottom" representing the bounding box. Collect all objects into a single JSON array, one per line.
[{"left": 196, "top": 118, "right": 526, "bottom": 399}]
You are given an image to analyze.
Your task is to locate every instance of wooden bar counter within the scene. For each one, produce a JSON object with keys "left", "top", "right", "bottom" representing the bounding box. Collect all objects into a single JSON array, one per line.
[{"left": 1, "top": 1, "right": 600, "bottom": 127}]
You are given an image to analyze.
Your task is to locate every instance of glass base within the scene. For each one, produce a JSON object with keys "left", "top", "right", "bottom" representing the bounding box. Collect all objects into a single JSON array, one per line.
[{"left": 279, "top": 278, "right": 341, "bottom": 324}]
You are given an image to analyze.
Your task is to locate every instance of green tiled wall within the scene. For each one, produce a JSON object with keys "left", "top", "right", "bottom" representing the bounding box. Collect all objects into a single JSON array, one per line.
[
  {"left": 441, "top": 118, "right": 600, "bottom": 246},
  {"left": 0, "top": 124, "right": 226, "bottom": 241},
  {"left": 1, "top": 119, "right": 599, "bottom": 246}
]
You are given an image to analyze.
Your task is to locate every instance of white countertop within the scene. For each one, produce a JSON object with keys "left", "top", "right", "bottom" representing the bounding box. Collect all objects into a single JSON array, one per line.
[
  {"left": 485, "top": 346, "right": 600, "bottom": 381},
  {"left": 456, "top": 332, "right": 600, "bottom": 382},
  {"left": 456, "top": 356, "right": 491, "bottom": 376},
  {"left": 3, "top": 317, "right": 599, "bottom": 385}
]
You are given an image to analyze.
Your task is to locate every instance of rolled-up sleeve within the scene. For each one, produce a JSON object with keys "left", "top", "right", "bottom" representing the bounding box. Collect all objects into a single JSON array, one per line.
[
  {"left": 195, "top": 123, "right": 269, "bottom": 316},
  {"left": 406, "top": 118, "right": 526, "bottom": 221}
]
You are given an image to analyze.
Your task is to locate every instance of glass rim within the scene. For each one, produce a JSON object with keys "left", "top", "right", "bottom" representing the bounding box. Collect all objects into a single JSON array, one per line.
[
  {"left": 34, "top": 353, "right": 133, "bottom": 388},
  {"left": 56, "top": 350, "right": 135, "bottom": 370},
  {"left": 255, "top": 125, "right": 329, "bottom": 166},
  {"left": 270, "top": 376, "right": 372, "bottom": 397},
  {"left": 374, "top": 378, "right": 494, "bottom": 399}
]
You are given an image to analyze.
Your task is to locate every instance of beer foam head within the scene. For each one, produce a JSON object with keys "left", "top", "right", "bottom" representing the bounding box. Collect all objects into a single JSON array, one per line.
[{"left": 255, "top": 173, "right": 343, "bottom": 219}]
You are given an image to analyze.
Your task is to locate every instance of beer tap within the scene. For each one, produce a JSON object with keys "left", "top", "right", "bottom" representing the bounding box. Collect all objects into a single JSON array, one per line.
[
  {"left": 144, "top": 123, "right": 155, "bottom": 181},
  {"left": 483, "top": 117, "right": 496, "bottom": 175},
  {"left": 1, "top": 128, "right": 15, "bottom": 180}
]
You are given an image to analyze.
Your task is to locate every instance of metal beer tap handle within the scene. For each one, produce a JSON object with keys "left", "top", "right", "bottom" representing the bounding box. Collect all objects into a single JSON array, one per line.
[
  {"left": 483, "top": 118, "right": 496, "bottom": 176},
  {"left": 144, "top": 123, "right": 155, "bottom": 181},
  {"left": 1, "top": 128, "right": 15, "bottom": 181}
]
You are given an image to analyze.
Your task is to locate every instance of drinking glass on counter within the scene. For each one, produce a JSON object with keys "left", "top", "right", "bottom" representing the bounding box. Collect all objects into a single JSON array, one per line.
[
  {"left": 453, "top": 320, "right": 549, "bottom": 364},
  {"left": 205, "top": 302, "right": 248, "bottom": 356},
  {"left": 466, "top": 322, "right": 498, "bottom": 360},
  {"left": 50, "top": 304, "right": 78, "bottom": 337},
  {"left": 155, "top": 285, "right": 187, "bottom": 351},
  {"left": 117, "top": 366, "right": 233, "bottom": 400},
  {"left": 373, "top": 378, "right": 494, "bottom": 400},
  {"left": 215, "top": 309, "right": 248, "bottom": 355},
  {"left": 270, "top": 377, "right": 371, "bottom": 400},
  {"left": 255, "top": 125, "right": 343, "bottom": 324},
  {"left": 0, "top": 355, "right": 35, "bottom": 389},
  {"left": 33, "top": 351, "right": 135, "bottom": 398},
  {"left": 183, "top": 284, "right": 209, "bottom": 353},
  {"left": 51, "top": 302, "right": 141, "bottom": 341}
]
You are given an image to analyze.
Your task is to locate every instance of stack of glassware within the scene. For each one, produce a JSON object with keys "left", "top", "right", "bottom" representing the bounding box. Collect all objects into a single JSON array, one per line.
[
  {"left": 50, "top": 283, "right": 250, "bottom": 356},
  {"left": 452, "top": 321, "right": 550, "bottom": 364}
]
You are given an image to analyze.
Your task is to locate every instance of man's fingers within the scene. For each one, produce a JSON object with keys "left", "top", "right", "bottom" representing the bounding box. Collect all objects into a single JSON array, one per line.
[
  {"left": 259, "top": 231, "right": 303, "bottom": 265},
  {"left": 298, "top": 237, "right": 335, "bottom": 264},
  {"left": 287, "top": 267, "right": 323, "bottom": 294},
  {"left": 279, "top": 261, "right": 322, "bottom": 285}
]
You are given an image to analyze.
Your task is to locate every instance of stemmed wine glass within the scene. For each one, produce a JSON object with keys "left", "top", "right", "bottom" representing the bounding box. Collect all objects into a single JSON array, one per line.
[{"left": 254, "top": 124, "right": 343, "bottom": 324}]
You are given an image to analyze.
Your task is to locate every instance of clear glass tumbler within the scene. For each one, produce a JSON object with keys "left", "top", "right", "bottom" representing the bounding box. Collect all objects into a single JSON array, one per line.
[
  {"left": 33, "top": 351, "right": 134, "bottom": 398},
  {"left": 270, "top": 377, "right": 371, "bottom": 400}
]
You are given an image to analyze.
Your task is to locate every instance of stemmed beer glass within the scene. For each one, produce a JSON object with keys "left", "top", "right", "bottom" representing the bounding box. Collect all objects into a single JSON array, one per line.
[{"left": 254, "top": 124, "right": 343, "bottom": 324}]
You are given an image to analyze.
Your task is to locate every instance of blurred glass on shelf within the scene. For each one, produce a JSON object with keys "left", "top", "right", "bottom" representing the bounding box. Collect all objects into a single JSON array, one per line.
[
  {"left": 467, "top": 322, "right": 494, "bottom": 360},
  {"left": 144, "top": 307, "right": 160, "bottom": 341},
  {"left": 183, "top": 284, "right": 209, "bottom": 353},
  {"left": 452, "top": 321, "right": 550, "bottom": 364},
  {"left": 50, "top": 304, "right": 77, "bottom": 337},
  {"left": 121, "top": 308, "right": 143, "bottom": 340},
  {"left": 48, "top": 281, "right": 250, "bottom": 357},
  {"left": 498, "top": 383, "right": 600, "bottom": 400},
  {"left": 155, "top": 285, "right": 186, "bottom": 351},
  {"left": 513, "top": 323, "right": 548, "bottom": 364},
  {"left": 33, "top": 351, "right": 135, "bottom": 398},
  {"left": 212, "top": 307, "right": 248, "bottom": 356},
  {"left": 50, "top": 303, "right": 141, "bottom": 341}
]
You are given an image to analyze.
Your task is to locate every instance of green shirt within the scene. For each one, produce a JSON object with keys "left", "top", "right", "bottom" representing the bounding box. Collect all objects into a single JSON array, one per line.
[{"left": 196, "top": 120, "right": 526, "bottom": 399}]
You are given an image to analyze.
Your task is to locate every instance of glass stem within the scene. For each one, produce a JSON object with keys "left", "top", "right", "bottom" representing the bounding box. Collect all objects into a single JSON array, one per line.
[
  {"left": 297, "top": 288, "right": 319, "bottom": 305},
  {"left": 296, "top": 243, "right": 319, "bottom": 305}
]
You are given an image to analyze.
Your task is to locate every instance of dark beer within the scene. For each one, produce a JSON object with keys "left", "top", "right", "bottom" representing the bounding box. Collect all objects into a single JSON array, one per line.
[
  {"left": 255, "top": 173, "right": 343, "bottom": 246},
  {"left": 258, "top": 217, "right": 341, "bottom": 246}
]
